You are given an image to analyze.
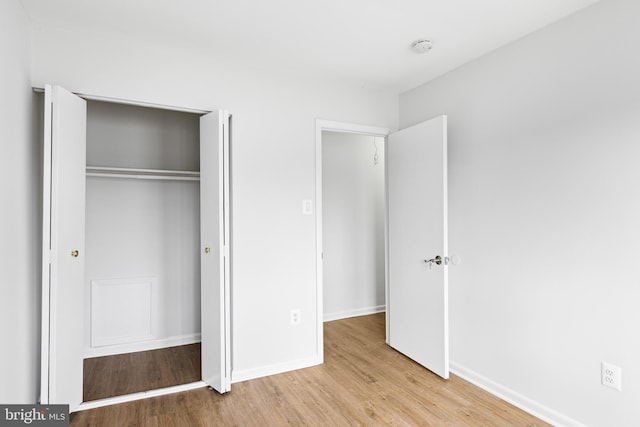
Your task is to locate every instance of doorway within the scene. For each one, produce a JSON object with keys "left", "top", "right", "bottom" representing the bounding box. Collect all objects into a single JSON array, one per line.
[
  {"left": 321, "top": 131, "right": 386, "bottom": 320},
  {"left": 315, "top": 117, "right": 450, "bottom": 379},
  {"left": 80, "top": 100, "right": 202, "bottom": 401},
  {"left": 315, "top": 120, "right": 391, "bottom": 355},
  {"left": 39, "top": 85, "right": 231, "bottom": 411}
]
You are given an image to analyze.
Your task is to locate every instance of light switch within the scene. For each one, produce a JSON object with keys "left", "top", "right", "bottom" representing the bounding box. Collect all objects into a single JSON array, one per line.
[{"left": 302, "top": 199, "right": 313, "bottom": 215}]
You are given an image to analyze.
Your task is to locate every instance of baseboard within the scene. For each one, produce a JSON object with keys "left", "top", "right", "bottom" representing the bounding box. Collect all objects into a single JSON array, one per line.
[
  {"left": 450, "top": 362, "right": 587, "bottom": 427},
  {"left": 323, "top": 305, "right": 386, "bottom": 322},
  {"left": 231, "top": 356, "right": 322, "bottom": 383},
  {"left": 84, "top": 333, "right": 201, "bottom": 358}
]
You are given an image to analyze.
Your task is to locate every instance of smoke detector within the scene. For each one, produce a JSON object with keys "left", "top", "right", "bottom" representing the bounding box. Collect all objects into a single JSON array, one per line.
[{"left": 411, "top": 39, "right": 434, "bottom": 54}]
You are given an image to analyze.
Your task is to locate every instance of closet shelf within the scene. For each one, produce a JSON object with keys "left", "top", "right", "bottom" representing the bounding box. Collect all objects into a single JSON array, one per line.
[{"left": 86, "top": 166, "right": 200, "bottom": 181}]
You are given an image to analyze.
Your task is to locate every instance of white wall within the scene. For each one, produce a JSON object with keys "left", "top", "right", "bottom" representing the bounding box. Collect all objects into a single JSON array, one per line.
[
  {"left": 400, "top": 0, "right": 640, "bottom": 425},
  {"left": 322, "top": 132, "right": 386, "bottom": 321},
  {"left": 0, "top": 0, "right": 40, "bottom": 403},
  {"left": 29, "top": 22, "right": 397, "bottom": 381}
]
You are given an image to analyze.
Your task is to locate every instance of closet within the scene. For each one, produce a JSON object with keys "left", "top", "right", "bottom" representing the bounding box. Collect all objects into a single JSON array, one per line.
[{"left": 39, "top": 85, "right": 231, "bottom": 412}]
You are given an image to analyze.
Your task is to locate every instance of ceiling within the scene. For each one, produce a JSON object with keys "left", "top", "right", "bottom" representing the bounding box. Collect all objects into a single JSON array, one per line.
[{"left": 20, "top": 0, "right": 600, "bottom": 94}]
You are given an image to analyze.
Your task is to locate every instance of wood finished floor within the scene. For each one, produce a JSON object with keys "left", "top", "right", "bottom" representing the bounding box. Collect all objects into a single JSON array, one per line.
[
  {"left": 73, "top": 314, "right": 550, "bottom": 426},
  {"left": 83, "top": 343, "right": 201, "bottom": 401}
]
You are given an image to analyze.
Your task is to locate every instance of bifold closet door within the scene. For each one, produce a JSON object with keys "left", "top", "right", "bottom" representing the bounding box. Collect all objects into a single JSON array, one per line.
[
  {"left": 41, "top": 85, "right": 86, "bottom": 410},
  {"left": 200, "top": 110, "right": 231, "bottom": 393}
]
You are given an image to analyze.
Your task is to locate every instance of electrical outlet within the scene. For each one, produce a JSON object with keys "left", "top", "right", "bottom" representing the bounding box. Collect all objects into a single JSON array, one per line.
[
  {"left": 602, "top": 361, "right": 622, "bottom": 391},
  {"left": 290, "top": 309, "right": 301, "bottom": 325}
]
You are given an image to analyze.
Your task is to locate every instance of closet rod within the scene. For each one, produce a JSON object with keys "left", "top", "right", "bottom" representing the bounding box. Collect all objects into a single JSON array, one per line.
[
  {"left": 86, "top": 172, "right": 200, "bottom": 182},
  {"left": 86, "top": 166, "right": 200, "bottom": 181}
]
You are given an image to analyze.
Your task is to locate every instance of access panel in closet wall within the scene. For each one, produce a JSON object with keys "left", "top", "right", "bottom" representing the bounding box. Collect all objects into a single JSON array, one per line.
[{"left": 84, "top": 101, "right": 202, "bottom": 356}]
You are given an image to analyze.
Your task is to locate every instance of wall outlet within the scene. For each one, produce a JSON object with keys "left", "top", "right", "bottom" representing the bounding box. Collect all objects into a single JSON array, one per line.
[
  {"left": 602, "top": 361, "right": 622, "bottom": 391},
  {"left": 290, "top": 309, "right": 301, "bottom": 325}
]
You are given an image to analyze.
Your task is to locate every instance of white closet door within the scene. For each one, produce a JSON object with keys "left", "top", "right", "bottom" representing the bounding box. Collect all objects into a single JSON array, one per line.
[
  {"left": 41, "top": 85, "right": 87, "bottom": 410},
  {"left": 200, "top": 110, "right": 231, "bottom": 393}
]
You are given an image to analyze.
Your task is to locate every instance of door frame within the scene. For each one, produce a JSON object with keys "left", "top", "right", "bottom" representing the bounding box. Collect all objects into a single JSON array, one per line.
[
  {"left": 38, "top": 87, "right": 232, "bottom": 411},
  {"left": 314, "top": 120, "right": 392, "bottom": 359}
]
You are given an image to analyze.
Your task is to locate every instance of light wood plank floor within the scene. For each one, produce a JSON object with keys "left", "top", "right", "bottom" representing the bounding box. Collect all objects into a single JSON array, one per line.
[
  {"left": 83, "top": 343, "right": 201, "bottom": 401},
  {"left": 72, "top": 314, "right": 550, "bottom": 426}
]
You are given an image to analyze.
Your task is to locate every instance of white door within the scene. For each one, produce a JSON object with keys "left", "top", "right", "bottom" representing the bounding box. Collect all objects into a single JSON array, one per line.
[
  {"left": 40, "top": 85, "right": 87, "bottom": 409},
  {"left": 387, "top": 115, "right": 449, "bottom": 379},
  {"left": 200, "top": 111, "right": 231, "bottom": 393}
]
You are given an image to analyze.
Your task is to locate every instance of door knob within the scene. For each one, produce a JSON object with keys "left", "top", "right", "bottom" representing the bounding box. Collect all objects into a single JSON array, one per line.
[
  {"left": 71, "top": 250, "right": 79, "bottom": 258},
  {"left": 423, "top": 255, "right": 442, "bottom": 265},
  {"left": 423, "top": 255, "right": 442, "bottom": 270},
  {"left": 204, "top": 247, "right": 211, "bottom": 254}
]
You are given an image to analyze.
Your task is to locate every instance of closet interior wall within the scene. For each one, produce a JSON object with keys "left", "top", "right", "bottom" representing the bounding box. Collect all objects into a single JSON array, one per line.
[{"left": 83, "top": 100, "right": 202, "bottom": 357}]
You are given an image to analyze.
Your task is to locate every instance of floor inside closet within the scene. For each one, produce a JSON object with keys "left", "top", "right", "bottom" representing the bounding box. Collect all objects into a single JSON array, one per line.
[{"left": 83, "top": 344, "right": 201, "bottom": 401}]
